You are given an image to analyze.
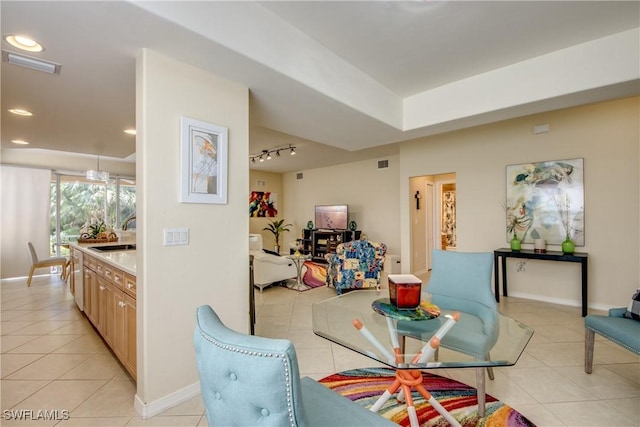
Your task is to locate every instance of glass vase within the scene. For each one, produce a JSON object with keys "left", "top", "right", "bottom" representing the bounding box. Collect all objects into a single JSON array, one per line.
[
  {"left": 561, "top": 236, "right": 575, "bottom": 255},
  {"left": 510, "top": 235, "right": 521, "bottom": 251}
]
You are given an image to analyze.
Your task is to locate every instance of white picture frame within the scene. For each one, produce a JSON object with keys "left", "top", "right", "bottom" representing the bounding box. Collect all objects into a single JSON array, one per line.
[{"left": 180, "top": 116, "right": 228, "bottom": 204}]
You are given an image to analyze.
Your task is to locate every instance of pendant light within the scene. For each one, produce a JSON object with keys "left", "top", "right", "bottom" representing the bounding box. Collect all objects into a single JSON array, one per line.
[{"left": 86, "top": 155, "right": 109, "bottom": 182}]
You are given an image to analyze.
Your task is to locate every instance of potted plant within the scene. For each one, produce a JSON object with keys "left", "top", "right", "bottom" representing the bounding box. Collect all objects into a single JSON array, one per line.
[{"left": 263, "top": 218, "right": 293, "bottom": 253}]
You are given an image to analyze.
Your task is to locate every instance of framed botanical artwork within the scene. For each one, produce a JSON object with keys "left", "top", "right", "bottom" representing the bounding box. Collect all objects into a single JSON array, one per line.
[
  {"left": 180, "top": 116, "right": 228, "bottom": 204},
  {"left": 505, "top": 158, "right": 584, "bottom": 245}
]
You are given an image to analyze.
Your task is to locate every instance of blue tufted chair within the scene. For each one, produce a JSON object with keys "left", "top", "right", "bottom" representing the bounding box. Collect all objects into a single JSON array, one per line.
[
  {"left": 585, "top": 307, "right": 640, "bottom": 373},
  {"left": 396, "top": 250, "right": 499, "bottom": 417},
  {"left": 325, "top": 239, "right": 387, "bottom": 294},
  {"left": 194, "top": 305, "right": 395, "bottom": 427}
]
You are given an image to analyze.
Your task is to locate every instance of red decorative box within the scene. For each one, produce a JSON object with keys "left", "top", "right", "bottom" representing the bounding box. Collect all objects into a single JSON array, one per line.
[{"left": 388, "top": 274, "right": 422, "bottom": 309}]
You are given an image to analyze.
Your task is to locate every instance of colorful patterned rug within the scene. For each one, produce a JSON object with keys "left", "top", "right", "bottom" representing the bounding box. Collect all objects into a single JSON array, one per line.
[
  {"left": 301, "top": 261, "right": 327, "bottom": 289},
  {"left": 319, "top": 368, "right": 536, "bottom": 427}
]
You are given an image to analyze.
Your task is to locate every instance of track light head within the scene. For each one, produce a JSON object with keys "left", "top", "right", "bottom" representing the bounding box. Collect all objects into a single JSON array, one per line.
[{"left": 249, "top": 145, "right": 297, "bottom": 164}]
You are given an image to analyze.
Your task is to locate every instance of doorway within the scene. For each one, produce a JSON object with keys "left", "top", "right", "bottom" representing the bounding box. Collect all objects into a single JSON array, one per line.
[{"left": 409, "top": 173, "right": 456, "bottom": 276}]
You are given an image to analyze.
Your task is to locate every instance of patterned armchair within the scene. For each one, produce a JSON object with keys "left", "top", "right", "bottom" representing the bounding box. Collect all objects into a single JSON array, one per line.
[{"left": 325, "top": 239, "right": 387, "bottom": 294}]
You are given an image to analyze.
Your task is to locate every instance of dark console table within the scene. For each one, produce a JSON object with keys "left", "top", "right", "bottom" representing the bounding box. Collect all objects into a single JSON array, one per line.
[{"left": 493, "top": 248, "right": 589, "bottom": 316}]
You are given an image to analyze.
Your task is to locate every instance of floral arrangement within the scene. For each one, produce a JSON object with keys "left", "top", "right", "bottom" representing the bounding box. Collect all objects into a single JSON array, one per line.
[
  {"left": 79, "top": 219, "right": 118, "bottom": 243},
  {"left": 553, "top": 193, "right": 583, "bottom": 241},
  {"left": 503, "top": 198, "right": 532, "bottom": 241}
]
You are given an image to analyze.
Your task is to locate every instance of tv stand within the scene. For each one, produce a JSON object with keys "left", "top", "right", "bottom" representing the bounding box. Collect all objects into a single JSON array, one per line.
[{"left": 296, "top": 229, "right": 361, "bottom": 262}]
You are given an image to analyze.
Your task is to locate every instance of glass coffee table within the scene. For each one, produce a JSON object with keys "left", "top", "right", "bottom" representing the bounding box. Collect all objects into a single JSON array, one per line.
[{"left": 312, "top": 290, "right": 533, "bottom": 427}]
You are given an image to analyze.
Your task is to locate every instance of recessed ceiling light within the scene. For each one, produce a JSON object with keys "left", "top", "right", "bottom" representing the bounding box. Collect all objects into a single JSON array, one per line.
[
  {"left": 8, "top": 108, "right": 33, "bottom": 116},
  {"left": 11, "top": 139, "right": 29, "bottom": 145},
  {"left": 5, "top": 35, "right": 43, "bottom": 52},
  {"left": 124, "top": 129, "right": 136, "bottom": 135}
]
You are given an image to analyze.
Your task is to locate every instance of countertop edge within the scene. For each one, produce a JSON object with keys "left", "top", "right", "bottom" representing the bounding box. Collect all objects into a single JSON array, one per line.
[{"left": 70, "top": 242, "right": 137, "bottom": 276}]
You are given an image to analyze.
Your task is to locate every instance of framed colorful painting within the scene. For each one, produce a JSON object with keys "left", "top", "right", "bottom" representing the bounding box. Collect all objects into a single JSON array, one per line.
[
  {"left": 180, "top": 116, "right": 228, "bottom": 204},
  {"left": 505, "top": 158, "right": 584, "bottom": 245},
  {"left": 249, "top": 191, "right": 278, "bottom": 217}
]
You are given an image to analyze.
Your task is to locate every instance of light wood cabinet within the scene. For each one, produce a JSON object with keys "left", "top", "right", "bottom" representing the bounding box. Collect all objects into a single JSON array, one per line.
[
  {"left": 122, "top": 293, "right": 137, "bottom": 377},
  {"left": 82, "top": 253, "right": 136, "bottom": 380},
  {"left": 83, "top": 268, "right": 98, "bottom": 327}
]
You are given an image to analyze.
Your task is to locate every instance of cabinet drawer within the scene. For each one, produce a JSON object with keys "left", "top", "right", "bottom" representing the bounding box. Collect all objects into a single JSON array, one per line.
[
  {"left": 95, "top": 261, "right": 105, "bottom": 277},
  {"left": 104, "top": 265, "right": 125, "bottom": 290},
  {"left": 112, "top": 269, "right": 125, "bottom": 290},
  {"left": 85, "top": 255, "right": 98, "bottom": 271},
  {"left": 124, "top": 273, "right": 137, "bottom": 298}
]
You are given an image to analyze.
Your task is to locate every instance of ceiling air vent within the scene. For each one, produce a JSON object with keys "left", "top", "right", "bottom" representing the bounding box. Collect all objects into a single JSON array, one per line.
[
  {"left": 2, "top": 50, "right": 61, "bottom": 74},
  {"left": 296, "top": 172, "right": 304, "bottom": 180},
  {"left": 377, "top": 160, "right": 389, "bottom": 169}
]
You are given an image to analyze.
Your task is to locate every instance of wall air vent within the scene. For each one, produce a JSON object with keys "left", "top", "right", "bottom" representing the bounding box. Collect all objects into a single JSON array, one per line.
[
  {"left": 2, "top": 50, "right": 61, "bottom": 75},
  {"left": 378, "top": 160, "right": 389, "bottom": 169},
  {"left": 296, "top": 172, "right": 304, "bottom": 180}
]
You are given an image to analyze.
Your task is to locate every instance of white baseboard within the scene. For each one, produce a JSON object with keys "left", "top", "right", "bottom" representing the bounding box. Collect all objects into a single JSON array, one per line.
[
  {"left": 506, "top": 291, "right": 611, "bottom": 313},
  {"left": 134, "top": 382, "right": 201, "bottom": 419}
]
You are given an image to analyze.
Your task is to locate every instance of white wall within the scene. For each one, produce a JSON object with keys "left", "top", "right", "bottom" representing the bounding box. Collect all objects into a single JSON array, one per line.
[
  {"left": 400, "top": 96, "right": 639, "bottom": 310},
  {"left": 0, "top": 166, "right": 52, "bottom": 279},
  {"left": 282, "top": 156, "right": 401, "bottom": 256},
  {"left": 136, "top": 49, "right": 249, "bottom": 413},
  {"left": 248, "top": 170, "right": 285, "bottom": 249},
  {"left": 281, "top": 96, "right": 639, "bottom": 310}
]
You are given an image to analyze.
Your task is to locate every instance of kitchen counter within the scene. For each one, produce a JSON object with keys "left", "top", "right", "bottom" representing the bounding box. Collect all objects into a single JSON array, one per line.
[
  {"left": 69, "top": 240, "right": 138, "bottom": 380},
  {"left": 70, "top": 242, "right": 136, "bottom": 275}
]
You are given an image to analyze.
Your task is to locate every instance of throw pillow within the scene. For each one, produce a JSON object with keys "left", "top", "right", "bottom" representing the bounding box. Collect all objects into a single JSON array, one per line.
[
  {"left": 624, "top": 288, "right": 640, "bottom": 320},
  {"left": 263, "top": 248, "right": 280, "bottom": 257}
]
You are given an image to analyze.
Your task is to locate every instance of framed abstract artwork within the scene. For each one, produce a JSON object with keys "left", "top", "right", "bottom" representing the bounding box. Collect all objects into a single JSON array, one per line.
[
  {"left": 180, "top": 116, "right": 228, "bottom": 204},
  {"left": 505, "top": 158, "right": 584, "bottom": 245},
  {"left": 249, "top": 191, "right": 278, "bottom": 217}
]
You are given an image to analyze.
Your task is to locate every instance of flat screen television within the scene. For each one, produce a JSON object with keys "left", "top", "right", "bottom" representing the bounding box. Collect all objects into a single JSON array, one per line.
[{"left": 315, "top": 204, "right": 348, "bottom": 230}]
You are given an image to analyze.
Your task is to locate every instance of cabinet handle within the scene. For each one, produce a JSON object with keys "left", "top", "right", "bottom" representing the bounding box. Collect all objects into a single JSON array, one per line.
[
  {"left": 99, "top": 286, "right": 105, "bottom": 291},
  {"left": 119, "top": 301, "right": 126, "bottom": 307},
  {"left": 127, "top": 283, "right": 133, "bottom": 289}
]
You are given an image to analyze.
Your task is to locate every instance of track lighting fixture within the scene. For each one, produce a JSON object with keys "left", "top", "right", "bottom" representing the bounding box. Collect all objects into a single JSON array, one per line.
[{"left": 249, "top": 145, "right": 297, "bottom": 164}]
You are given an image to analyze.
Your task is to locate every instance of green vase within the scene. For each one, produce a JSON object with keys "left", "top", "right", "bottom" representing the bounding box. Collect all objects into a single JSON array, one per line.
[
  {"left": 510, "top": 235, "right": 521, "bottom": 251},
  {"left": 561, "top": 236, "right": 575, "bottom": 254}
]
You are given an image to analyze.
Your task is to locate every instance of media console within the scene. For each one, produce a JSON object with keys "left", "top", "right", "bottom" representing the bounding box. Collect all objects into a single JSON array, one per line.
[{"left": 296, "top": 229, "right": 361, "bottom": 262}]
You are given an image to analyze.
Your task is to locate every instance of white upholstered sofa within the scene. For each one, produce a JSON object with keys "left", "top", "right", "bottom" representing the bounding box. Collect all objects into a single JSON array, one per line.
[{"left": 249, "top": 234, "right": 296, "bottom": 292}]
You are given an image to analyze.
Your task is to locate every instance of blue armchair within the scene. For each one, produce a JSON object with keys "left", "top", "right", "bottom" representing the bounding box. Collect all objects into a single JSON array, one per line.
[
  {"left": 325, "top": 239, "right": 387, "bottom": 294},
  {"left": 396, "top": 250, "right": 499, "bottom": 417},
  {"left": 585, "top": 307, "right": 640, "bottom": 373},
  {"left": 194, "top": 305, "right": 395, "bottom": 426}
]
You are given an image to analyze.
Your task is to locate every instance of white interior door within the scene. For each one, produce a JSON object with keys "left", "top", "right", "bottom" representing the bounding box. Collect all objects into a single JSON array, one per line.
[{"left": 425, "top": 182, "right": 434, "bottom": 270}]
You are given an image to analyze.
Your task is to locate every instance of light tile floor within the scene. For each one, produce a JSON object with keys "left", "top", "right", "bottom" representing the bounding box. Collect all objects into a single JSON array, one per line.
[{"left": 2, "top": 275, "right": 639, "bottom": 426}]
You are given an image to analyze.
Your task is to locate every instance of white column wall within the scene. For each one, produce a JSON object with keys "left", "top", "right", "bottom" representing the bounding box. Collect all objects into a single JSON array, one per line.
[{"left": 136, "top": 49, "right": 249, "bottom": 413}]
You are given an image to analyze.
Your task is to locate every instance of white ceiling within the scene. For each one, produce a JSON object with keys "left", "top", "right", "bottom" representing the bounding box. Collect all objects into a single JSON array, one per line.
[{"left": 2, "top": 1, "right": 639, "bottom": 173}]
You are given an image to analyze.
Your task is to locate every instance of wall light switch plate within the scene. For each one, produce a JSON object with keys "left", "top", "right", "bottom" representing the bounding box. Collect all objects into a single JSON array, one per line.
[{"left": 163, "top": 228, "right": 189, "bottom": 246}]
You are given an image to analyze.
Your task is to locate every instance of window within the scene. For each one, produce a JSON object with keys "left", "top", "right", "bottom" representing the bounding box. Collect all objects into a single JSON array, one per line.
[{"left": 50, "top": 175, "right": 136, "bottom": 256}]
